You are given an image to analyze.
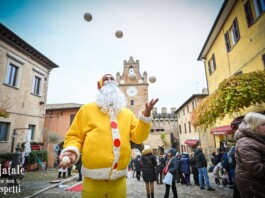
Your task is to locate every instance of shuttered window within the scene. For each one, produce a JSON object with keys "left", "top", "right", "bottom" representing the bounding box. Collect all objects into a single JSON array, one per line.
[
  {"left": 208, "top": 53, "right": 217, "bottom": 75},
  {"left": 224, "top": 18, "right": 240, "bottom": 52},
  {"left": 212, "top": 54, "right": 216, "bottom": 71},
  {"left": 244, "top": 1, "right": 254, "bottom": 26},
  {"left": 254, "top": 0, "right": 265, "bottom": 17},
  {"left": 244, "top": 0, "right": 265, "bottom": 26},
  {"left": 224, "top": 32, "right": 231, "bottom": 52},
  {"left": 233, "top": 18, "right": 240, "bottom": 42}
]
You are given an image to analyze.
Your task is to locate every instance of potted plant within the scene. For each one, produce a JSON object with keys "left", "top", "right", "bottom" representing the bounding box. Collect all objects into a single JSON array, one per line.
[{"left": 27, "top": 151, "right": 39, "bottom": 171}]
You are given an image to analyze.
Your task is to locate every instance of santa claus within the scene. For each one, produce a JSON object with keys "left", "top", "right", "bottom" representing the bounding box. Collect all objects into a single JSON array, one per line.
[{"left": 59, "top": 74, "right": 158, "bottom": 197}]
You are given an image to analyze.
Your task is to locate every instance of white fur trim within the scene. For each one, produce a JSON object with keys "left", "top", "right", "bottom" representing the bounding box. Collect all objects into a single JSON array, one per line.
[
  {"left": 61, "top": 146, "right": 80, "bottom": 164},
  {"left": 81, "top": 166, "right": 127, "bottom": 180},
  {"left": 138, "top": 111, "right": 152, "bottom": 123},
  {"left": 110, "top": 169, "right": 127, "bottom": 180}
]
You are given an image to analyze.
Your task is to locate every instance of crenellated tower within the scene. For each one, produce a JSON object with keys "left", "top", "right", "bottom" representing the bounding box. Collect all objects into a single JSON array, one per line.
[{"left": 116, "top": 57, "right": 148, "bottom": 116}]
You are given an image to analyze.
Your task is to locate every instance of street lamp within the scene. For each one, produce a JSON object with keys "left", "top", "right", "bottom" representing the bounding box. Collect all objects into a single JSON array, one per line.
[{"left": 11, "top": 128, "right": 29, "bottom": 153}]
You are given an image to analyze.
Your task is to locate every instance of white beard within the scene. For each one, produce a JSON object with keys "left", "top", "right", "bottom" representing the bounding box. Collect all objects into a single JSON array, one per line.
[{"left": 96, "top": 81, "right": 126, "bottom": 116}]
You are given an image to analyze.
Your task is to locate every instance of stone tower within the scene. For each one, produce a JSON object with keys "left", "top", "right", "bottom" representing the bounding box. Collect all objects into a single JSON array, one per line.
[
  {"left": 116, "top": 57, "right": 178, "bottom": 155},
  {"left": 116, "top": 57, "right": 148, "bottom": 116}
]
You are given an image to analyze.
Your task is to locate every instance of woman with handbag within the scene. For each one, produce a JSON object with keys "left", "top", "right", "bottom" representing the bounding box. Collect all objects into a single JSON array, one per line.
[
  {"left": 163, "top": 148, "right": 179, "bottom": 198},
  {"left": 141, "top": 148, "right": 157, "bottom": 198}
]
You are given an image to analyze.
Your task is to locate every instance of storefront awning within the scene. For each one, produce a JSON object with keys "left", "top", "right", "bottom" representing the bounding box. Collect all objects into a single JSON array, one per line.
[
  {"left": 184, "top": 139, "right": 199, "bottom": 147},
  {"left": 211, "top": 125, "right": 233, "bottom": 135}
]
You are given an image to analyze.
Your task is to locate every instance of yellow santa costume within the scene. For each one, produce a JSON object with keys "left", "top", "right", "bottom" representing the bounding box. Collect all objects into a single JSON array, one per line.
[{"left": 62, "top": 75, "right": 152, "bottom": 197}]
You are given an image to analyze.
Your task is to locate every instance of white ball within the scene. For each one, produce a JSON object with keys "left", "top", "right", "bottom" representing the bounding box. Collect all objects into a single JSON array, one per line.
[
  {"left": 149, "top": 76, "right": 156, "bottom": 83},
  {"left": 61, "top": 156, "right": 71, "bottom": 165},
  {"left": 84, "top": 12, "right": 92, "bottom": 22},
  {"left": 115, "top": 30, "right": 123, "bottom": 38}
]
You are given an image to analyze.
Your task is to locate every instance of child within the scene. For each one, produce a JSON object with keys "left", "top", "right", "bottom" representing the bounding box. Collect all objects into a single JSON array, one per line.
[{"left": 212, "top": 162, "right": 222, "bottom": 187}]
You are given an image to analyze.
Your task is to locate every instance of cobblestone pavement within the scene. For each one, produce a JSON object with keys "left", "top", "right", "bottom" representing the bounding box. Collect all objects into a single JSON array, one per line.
[
  {"left": 34, "top": 172, "right": 233, "bottom": 198},
  {"left": 0, "top": 169, "right": 233, "bottom": 197}
]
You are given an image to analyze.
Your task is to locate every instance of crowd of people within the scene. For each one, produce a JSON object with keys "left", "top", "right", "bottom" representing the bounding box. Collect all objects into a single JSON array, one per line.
[
  {"left": 128, "top": 147, "right": 216, "bottom": 198},
  {"left": 57, "top": 111, "right": 264, "bottom": 198},
  {"left": 127, "top": 112, "right": 265, "bottom": 198}
]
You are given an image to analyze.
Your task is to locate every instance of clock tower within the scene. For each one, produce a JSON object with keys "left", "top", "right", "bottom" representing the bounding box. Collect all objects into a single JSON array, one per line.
[{"left": 116, "top": 57, "right": 149, "bottom": 116}]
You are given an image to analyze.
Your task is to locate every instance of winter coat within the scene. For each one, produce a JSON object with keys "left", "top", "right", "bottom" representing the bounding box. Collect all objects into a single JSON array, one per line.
[
  {"left": 163, "top": 148, "right": 179, "bottom": 181},
  {"left": 190, "top": 156, "right": 196, "bottom": 168},
  {"left": 134, "top": 156, "right": 142, "bottom": 171},
  {"left": 62, "top": 102, "right": 151, "bottom": 180},
  {"left": 167, "top": 156, "right": 179, "bottom": 182},
  {"left": 234, "top": 122, "right": 265, "bottom": 198},
  {"left": 211, "top": 153, "right": 219, "bottom": 166},
  {"left": 176, "top": 156, "right": 182, "bottom": 172},
  {"left": 216, "top": 152, "right": 223, "bottom": 164},
  {"left": 194, "top": 149, "right": 207, "bottom": 168},
  {"left": 180, "top": 153, "right": 190, "bottom": 174},
  {"left": 141, "top": 149, "right": 157, "bottom": 182}
]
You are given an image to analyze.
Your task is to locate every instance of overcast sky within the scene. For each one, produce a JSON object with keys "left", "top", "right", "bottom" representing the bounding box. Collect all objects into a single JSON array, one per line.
[{"left": 0, "top": 0, "right": 223, "bottom": 112}]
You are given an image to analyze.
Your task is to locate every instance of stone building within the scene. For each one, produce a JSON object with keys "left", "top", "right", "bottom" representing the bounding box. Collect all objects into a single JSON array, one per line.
[
  {"left": 175, "top": 94, "right": 208, "bottom": 155},
  {"left": 116, "top": 57, "right": 148, "bottom": 116},
  {"left": 149, "top": 107, "right": 178, "bottom": 155},
  {"left": 0, "top": 23, "right": 58, "bottom": 153}
]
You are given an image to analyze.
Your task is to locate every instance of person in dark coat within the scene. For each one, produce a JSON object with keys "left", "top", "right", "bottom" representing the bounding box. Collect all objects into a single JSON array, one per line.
[
  {"left": 194, "top": 146, "right": 215, "bottom": 191},
  {"left": 163, "top": 148, "right": 179, "bottom": 198},
  {"left": 180, "top": 152, "right": 191, "bottom": 185},
  {"left": 211, "top": 150, "right": 219, "bottom": 167},
  {"left": 156, "top": 154, "right": 165, "bottom": 184},
  {"left": 75, "top": 154, "right": 82, "bottom": 181},
  {"left": 176, "top": 153, "right": 184, "bottom": 184},
  {"left": 129, "top": 158, "right": 135, "bottom": 178},
  {"left": 234, "top": 112, "right": 265, "bottom": 198},
  {"left": 190, "top": 152, "right": 199, "bottom": 185},
  {"left": 141, "top": 148, "right": 157, "bottom": 198},
  {"left": 134, "top": 155, "right": 142, "bottom": 181}
]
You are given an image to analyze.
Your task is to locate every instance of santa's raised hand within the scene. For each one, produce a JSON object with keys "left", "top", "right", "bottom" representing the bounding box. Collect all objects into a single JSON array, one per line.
[{"left": 143, "top": 98, "right": 159, "bottom": 117}]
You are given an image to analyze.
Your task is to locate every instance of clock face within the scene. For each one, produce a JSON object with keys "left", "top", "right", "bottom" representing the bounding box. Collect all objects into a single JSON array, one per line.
[{"left": 126, "top": 86, "right": 137, "bottom": 96}]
